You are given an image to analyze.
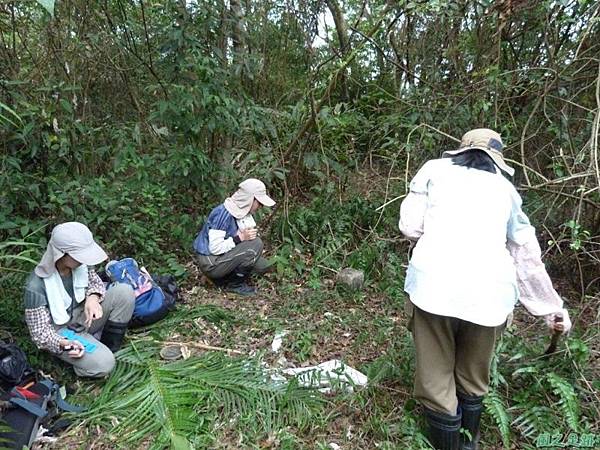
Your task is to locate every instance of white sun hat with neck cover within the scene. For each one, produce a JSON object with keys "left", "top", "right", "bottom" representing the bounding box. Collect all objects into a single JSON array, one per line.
[
  {"left": 223, "top": 178, "right": 276, "bottom": 219},
  {"left": 443, "top": 128, "right": 515, "bottom": 176},
  {"left": 35, "top": 222, "right": 108, "bottom": 278}
]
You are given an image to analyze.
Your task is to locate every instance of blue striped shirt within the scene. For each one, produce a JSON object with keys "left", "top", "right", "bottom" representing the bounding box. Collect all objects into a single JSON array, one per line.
[{"left": 193, "top": 204, "right": 239, "bottom": 255}]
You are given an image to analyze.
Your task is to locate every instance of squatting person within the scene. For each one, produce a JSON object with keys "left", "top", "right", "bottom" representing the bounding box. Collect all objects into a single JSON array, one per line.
[
  {"left": 24, "top": 222, "right": 135, "bottom": 377},
  {"left": 399, "top": 128, "right": 572, "bottom": 450},
  {"left": 193, "top": 178, "right": 275, "bottom": 296}
]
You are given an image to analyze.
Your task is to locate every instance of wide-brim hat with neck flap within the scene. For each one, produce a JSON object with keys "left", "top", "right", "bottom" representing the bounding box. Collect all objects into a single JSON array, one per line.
[
  {"left": 442, "top": 128, "right": 514, "bottom": 176},
  {"left": 35, "top": 222, "right": 108, "bottom": 277}
]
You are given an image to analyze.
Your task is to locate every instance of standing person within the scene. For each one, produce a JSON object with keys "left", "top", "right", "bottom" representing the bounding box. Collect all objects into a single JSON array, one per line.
[
  {"left": 398, "top": 129, "right": 572, "bottom": 450},
  {"left": 193, "top": 178, "right": 275, "bottom": 296},
  {"left": 24, "top": 222, "right": 135, "bottom": 378}
]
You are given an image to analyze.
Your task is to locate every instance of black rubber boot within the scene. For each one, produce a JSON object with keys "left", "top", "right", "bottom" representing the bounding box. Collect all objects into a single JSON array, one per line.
[
  {"left": 424, "top": 407, "right": 461, "bottom": 450},
  {"left": 457, "top": 392, "right": 484, "bottom": 450},
  {"left": 100, "top": 320, "right": 129, "bottom": 352}
]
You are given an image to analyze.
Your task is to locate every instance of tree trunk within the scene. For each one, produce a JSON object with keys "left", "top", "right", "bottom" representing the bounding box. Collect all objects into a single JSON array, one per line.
[
  {"left": 230, "top": 0, "right": 246, "bottom": 67},
  {"left": 216, "top": 0, "right": 228, "bottom": 65},
  {"left": 325, "top": 0, "right": 350, "bottom": 101},
  {"left": 219, "top": 0, "right": 248, "bottom": 175}
]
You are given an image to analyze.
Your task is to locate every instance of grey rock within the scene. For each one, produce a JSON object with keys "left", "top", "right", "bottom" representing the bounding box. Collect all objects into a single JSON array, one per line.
[{"left": 336, "top": 268, "right": 364, "bottom": 290}]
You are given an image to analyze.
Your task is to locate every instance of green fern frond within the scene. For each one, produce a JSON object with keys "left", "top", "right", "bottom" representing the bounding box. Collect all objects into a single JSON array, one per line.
[
  {"left": 484, "top": 391, "right": 511, "bottom": 448},
  {"left": 512, "top": 405, "right": 554, "bottom": 438},
  {"left": 314, "top": 236, "right": 349, "bottom": 265},
  {"left": 545, "top": 373, "right": 580, "bottom": 432}
]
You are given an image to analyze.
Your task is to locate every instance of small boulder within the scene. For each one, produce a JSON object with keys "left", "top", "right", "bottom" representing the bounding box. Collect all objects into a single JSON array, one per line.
[{"left": 336, "top": 268, "right": 364, "bottom": 290}]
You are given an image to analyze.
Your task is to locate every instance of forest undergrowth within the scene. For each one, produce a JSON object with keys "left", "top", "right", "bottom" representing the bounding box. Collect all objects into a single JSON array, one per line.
[
  {"left": 1, "top": 165, "right": 598, "bottom": 450},
  {"left": 2, "top": 1, "right": 600, "bottom": 448}
]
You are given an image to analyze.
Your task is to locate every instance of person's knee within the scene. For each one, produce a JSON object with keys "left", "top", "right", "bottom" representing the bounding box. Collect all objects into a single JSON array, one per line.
[
  {"left": 251, "top": 237, "right": 264, "bottom": 254},
  {"left": 239, "top": 238, "right": 263, "bottom": 267},
  {"left": 121, "top": 286, "right": 136, "bottom": 316},
  {"left": 105, "top": 283, "right": 135, "bottom": 319},
  {"left": 74, "top": 347, "right": 116, "bottom": 378},
  {"left": 106, "top": 283, "right": 135, "bottom": 303}
]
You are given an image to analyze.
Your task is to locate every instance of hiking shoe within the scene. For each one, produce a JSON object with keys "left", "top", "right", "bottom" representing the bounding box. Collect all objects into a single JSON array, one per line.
[{"left": 224, "top": 282, "right": 257, "bottom": 296}]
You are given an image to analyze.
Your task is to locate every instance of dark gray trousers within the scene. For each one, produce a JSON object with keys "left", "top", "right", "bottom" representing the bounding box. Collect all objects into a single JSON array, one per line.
[
  {"left": 195, "top": 238, "right": 271, "bottom": 280},
  {"left": 56, "top": 283, "right": 135, "bottom": 377}
]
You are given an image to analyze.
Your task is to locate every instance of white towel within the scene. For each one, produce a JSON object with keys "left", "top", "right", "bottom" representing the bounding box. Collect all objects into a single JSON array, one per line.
[
  {"left": 43, "top": 265, "right": 89, "bottom": 325},
  {"left": 236, "top": 214, "right": 256, "bottom": 230}
]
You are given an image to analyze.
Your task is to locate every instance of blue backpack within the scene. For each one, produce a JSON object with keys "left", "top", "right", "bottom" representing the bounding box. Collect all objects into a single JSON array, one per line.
[{"left": 105, "top": 258, "right": 174, "bottom": 327}]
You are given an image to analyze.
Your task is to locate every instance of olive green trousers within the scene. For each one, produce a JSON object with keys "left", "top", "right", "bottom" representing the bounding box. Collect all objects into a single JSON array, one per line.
[{"left": 407, "top": 300, "right": 505, "bottom": 415}]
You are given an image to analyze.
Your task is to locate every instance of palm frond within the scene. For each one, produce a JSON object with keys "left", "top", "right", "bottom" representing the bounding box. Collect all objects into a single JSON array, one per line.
[
  {"left": 148, "top": 304, "right": 235, "bottom": 330},
  {"left": 81, "top": 340, "right": 324, "bottom": 448},
  {"left": 0, "top": 418, "right": 17, "bottom": 450}
]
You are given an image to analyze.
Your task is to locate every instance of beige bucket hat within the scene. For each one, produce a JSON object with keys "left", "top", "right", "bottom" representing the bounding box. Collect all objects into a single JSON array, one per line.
[
  {"left": 35, "top": 222, "right": 108, "bottom": 277},
  {"left": 443, "top": 128, "right": 514, "bottom": 176},
  {"left": 223, "top": 178, "right": 276, "bottom": 219}
]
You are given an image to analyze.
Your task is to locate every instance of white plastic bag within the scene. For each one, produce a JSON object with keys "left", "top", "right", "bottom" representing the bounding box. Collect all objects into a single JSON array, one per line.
[{"left": 282, "top": 359, "right": 367, "bottom": 393}]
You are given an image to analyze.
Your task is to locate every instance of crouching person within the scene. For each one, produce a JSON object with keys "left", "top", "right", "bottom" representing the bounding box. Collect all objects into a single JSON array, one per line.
[
  {"left": 193, "top": 178, "right": 275, "bottom": 296},
  {"left": 24, "top": 222, "right": 135, "bottom": 378}
]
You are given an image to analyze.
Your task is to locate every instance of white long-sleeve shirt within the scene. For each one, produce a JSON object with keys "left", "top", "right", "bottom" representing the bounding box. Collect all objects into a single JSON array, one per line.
[
  {"left": 399, "top": 158, "right": 564, "bottom": 326},
  {"left": 207, "top": 215, "right": 257, "bottom": 255}
]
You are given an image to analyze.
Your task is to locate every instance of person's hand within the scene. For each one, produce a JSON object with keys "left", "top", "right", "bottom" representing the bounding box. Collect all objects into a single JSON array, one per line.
[
  {"left": 60, "top": 339, "right": 85, "bottom": 358},
  {"left": 84, "top": 294, "right": 103, "bottom": 328},
  {"left": 545, "top": 309, "right": 572, "bottom": 335},
  {"left": 237, "top": 228, "right": 258, "bottom": 241}
]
